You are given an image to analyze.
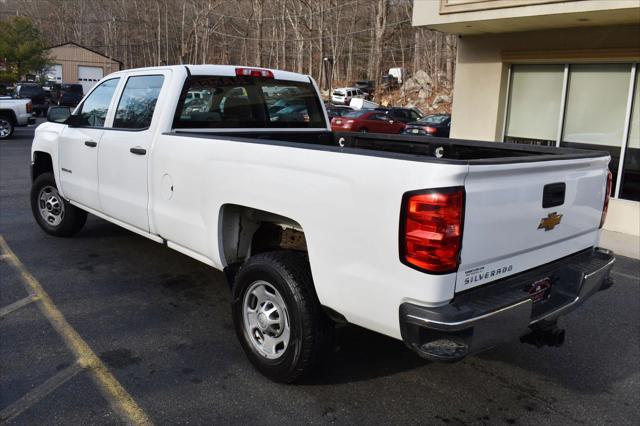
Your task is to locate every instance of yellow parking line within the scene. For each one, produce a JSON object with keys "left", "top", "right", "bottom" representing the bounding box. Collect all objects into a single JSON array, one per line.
[
  {"left": 0, "top": 294, "right": 39, "bottom": 318},
  {"left": 0, "top": 235, "right": 153, "bottom": 425},
  {"left": 0, "top": 362, "right": 83, "bottom": 423}
]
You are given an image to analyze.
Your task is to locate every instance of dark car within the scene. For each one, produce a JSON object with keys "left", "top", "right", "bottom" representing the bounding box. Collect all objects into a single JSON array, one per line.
[
  {"left": 15, "top": 83, "right": 48, "bottom": 116},
  {"left": 354, "top": 80, "right": 375, "bottom": 95},
  {"left": 56, "top": 84, "right": 84, "bottom": 107},
  {"left": 402, "top": 114, "right": 451, "bottom": 138},
  {"left": 325, "top": 105, "right": 353, "bottom": 120},
  {"left": 376, "top": 107, "right": 423, "bottom": 124},
  {"left": 331, "top": 109, "right": 406, "bottom": 134}
]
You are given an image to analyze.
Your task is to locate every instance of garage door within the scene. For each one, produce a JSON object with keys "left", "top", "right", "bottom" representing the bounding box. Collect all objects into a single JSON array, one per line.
[
  {"left": 46, "top": 64, "right": 62, "bottom": 82},
  {"left": 78, "top": 66, "right": 104, "bottom": 94}
]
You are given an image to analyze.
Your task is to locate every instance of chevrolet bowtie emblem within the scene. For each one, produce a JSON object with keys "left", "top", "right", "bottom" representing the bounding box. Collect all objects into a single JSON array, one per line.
[{"left": 538, "top": 212, "right": 563, "bottom": 231}]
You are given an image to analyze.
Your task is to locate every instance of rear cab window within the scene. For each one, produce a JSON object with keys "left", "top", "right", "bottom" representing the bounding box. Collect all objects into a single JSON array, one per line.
[{"left": 174, "top": 76, "right": 326, "bottom": 129}]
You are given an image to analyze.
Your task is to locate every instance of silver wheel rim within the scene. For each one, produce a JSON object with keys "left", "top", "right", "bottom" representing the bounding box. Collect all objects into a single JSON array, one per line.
[
  {"left": 242, "top": 280, "right": 291, "bottom": 360},
  {"left": 38, "top": 185, "right": 65, "bottom": 227},
  {"left": 0, "top": 118, "right": 11, "bottom": 138}
]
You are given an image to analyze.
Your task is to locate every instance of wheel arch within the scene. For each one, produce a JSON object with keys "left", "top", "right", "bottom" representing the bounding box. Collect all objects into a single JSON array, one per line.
[
  {"left": 0, "top": 109, "right": 17, "bottom": 124},
  {"left": 32, "top": 151, "right": 54, "bottom": 182},
  {"left": 218, "top": 204, "right": 309, "bottom": 286}
]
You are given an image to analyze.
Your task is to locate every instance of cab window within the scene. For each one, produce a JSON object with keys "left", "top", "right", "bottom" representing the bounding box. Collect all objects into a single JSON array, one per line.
[
  {"left": 113, "top": 75, "right": 165, "bottom": 129},
  {"left": 174, "top": 76, "right": 326, "bottom": 129},
  {"left": 75, "top": 78, "right": 120, "bottom": 127}
]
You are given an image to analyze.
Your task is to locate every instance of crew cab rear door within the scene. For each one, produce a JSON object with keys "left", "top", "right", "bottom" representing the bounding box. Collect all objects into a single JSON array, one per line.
[
  {"left": 97, "top": 71, "right": 169, "bottom": 232},
  {"left": 455, "top": 156, "right": 610, "bottom": 292}
]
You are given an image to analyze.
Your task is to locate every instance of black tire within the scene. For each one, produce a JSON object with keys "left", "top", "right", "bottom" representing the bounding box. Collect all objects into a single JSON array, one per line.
[
  {"left": 231, "top": 250, "right": 333, "bottom": 383},
  {"left": 31, "top": 172, "right": 87, "bottom": 237},
  {"left": 0, "top": 115, "right": 14, "bottom": 140}
]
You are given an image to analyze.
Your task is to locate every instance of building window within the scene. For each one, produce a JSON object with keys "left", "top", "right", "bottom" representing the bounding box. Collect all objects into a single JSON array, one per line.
[
  {"left": 561, "top": 63, "right": 632, "bottom": 193},
  {"left": 504, "top": 62, "right": 639, "bottom": 201},
  {"left": 505, "top": 64, "right": 564, "bottom": 146}
]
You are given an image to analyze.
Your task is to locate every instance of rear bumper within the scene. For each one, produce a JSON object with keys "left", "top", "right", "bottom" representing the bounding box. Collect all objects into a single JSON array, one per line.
[{"left": 399, "top": 247, "right": 615, "bottom": 361}]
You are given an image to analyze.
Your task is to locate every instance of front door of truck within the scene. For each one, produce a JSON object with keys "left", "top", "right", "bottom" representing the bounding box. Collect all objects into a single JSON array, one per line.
[
  {"left": 97, "top": 72, "right": 168, "bottom": 232},
  {"left": 58, "top": 78, "right": 120, "bottom": 210}
]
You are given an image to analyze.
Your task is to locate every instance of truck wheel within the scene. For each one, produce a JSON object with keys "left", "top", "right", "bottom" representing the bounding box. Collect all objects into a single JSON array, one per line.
[
  {"left": 231, "top": 251, "right": 333, "bottom": 383},
  {"left": 30, "top": 172, "right": 87, "bottom": 237},
  {"left": 0, "top": 116, "right": 14, "bottom": 139}
]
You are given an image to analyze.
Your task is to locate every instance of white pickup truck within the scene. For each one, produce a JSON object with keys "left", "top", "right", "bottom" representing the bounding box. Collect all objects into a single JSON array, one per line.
[
  {"left": 0, "top": 97, "right": 36, "bottom": 139},
  {"left": 30, "top": 65, "right": 615, "bottom": 383}
]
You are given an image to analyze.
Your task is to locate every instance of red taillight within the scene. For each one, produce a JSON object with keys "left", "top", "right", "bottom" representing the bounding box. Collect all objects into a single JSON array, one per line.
[
  {"left": 26, "top": 102, "right": 33, "bottom": 113},
  {"left": 423, "top": 126, "right": 437, "bottom": 134},
  {"left": 401, "top": 188, "right": 465, "bottom": 273},
  {"left": 600, "top": 170, "right": 612, "bottom": 228},
  {"left": 235, "top": 67, "right": 274, "bottom": 78}
]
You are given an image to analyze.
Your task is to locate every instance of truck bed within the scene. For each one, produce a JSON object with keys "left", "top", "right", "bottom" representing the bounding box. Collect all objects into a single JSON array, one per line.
[{"left": 170, "top": 130, "right": 608, "bottom": 164}]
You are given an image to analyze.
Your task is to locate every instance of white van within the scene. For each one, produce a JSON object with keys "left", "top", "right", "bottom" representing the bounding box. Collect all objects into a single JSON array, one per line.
[{"left": 331, "top": 87, "right": 365, "bottom": 105}]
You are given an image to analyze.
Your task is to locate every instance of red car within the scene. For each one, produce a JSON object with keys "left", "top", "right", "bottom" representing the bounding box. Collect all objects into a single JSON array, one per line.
[{"left": 330, "top": 110, "right": 406, "bottom": 134}]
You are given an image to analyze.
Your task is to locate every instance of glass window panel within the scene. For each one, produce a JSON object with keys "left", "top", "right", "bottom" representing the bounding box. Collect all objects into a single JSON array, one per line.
[
  {"left": 561, "top": 63, "right": 632, "bottom": 193},
  {"left": 113, "top": 75, "right": 164, "bottom": 129},
  {"left": 505, "top": 64, "right": 564, "bottom": 144},
  {"left": 620, "top": 69, "right": 639, "bottom": 201},
  {"left": 76, "top": 78, "right": 119, "bottom": 127},
  {"left": 174, "top": 76, "right": 326, "bottom": 129}
]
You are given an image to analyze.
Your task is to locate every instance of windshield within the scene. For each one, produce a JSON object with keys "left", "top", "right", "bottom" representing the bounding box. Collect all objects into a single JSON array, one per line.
[
  {"left": 62, "top": 85, "right": 83, "bottom": 94},
  {"left": 418, "top": 115, "right": 449, "bottom": 125},
  {"left": 343, "top": 110, "right": 370, "bottom": 118}
]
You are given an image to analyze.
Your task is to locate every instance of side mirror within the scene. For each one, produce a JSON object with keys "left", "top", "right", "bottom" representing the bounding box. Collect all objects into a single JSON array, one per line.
[{"left": 47, "top": 106, "right": 71, "bottom": 123}]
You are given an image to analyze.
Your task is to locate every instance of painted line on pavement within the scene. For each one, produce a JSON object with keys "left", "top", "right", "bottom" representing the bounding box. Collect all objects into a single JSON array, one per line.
[
  {"left": 0, "top": 235, "right": 153, "bottom": 425},
  {"left": 0, "top": 294, "right": 39, "bottom": 318},
  {"left": 611, "top": 270, "right": 639, "bottom": 281},
  {"left": 0, "top": 362, "right": 83, "bottom": 423}
]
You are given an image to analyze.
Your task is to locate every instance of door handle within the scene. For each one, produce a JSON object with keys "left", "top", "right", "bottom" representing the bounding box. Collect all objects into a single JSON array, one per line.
[
  {"left": 84, "top": 140, "right": 97, "bottom": 147},
  {"left": 130, "top": 147, "right": 147, "bottom": 155}
]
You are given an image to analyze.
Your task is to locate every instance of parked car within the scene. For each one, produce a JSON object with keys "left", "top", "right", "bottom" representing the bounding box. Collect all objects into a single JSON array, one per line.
[
  {"left": 56, "top": 83, "right": 84, "bottom": 107},
  {"left": 354, "top": 80, "right": 375, "bottom": 94},
  {"left": 376, "top": 107, "right": 423, "bottom": 124},
  {"left": 15, "top": 83, "right": 48, "bottom": 116},
  {"left": 380, "top": 74, "right": 399, "bottom": 91},
  {"left": 331, "top": 109, "right": 406, "bottom": 134},
  {"left": 32, "top": 65, "right": 615, "bottom": 384},
  {"left": 403, "top": 114, "right": 451, "bottom": 138},
  {"left": 325, "top": 105, "right": 353, "bottom": 120},
  {"left": 0, "top": 97, "right": 35, "bottom": 139},
  {"left": 331, "top": 87, "right": 366, "bottom": 105}
]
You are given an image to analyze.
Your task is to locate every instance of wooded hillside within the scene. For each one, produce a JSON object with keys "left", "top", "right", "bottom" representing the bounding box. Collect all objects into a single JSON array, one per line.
[{"left": 2, "top": 0, "right": 456, "bottom": 107}]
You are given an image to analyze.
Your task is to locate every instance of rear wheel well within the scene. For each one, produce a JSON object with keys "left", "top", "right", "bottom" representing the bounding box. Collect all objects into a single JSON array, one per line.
[
  {"left": 0, "top": 109, "right": 17, "bottom": 125},
  {"left": 220, "top": 204, "right": 308, "bottom": 283},
  {"left": 32, "top": 152, "right": 53, "bottom": 182}
]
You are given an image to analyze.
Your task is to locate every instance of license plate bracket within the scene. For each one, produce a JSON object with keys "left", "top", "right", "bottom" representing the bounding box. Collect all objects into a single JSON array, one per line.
[{"left": 527, "top": 277, "right": 552, "bottom": 303}]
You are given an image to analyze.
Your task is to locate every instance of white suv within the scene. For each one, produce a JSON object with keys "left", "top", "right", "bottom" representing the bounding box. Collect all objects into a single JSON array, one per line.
[{"left": 331, "top": 87, "right": 366, "bottom": 105}]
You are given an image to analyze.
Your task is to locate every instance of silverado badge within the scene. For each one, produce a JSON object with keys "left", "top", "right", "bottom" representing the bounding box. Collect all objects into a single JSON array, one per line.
[{"left": 538, "top": 212, "right": 562, "bottom": 231}]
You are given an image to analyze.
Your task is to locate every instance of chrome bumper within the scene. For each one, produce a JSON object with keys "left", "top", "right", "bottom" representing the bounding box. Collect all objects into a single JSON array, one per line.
[{"left": 399, "top": 248, "right": 615, "bottom": 361}]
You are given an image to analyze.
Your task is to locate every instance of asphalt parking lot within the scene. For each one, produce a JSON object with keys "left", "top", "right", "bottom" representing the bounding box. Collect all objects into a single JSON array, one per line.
[{"left": 1, "top": 121, "right": 639, "bottom": 425}]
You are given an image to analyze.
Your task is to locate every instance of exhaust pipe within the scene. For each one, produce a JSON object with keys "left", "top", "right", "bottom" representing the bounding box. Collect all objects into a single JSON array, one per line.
[{"left": 520, "top": 326, "right": 565, "bottom": 348}]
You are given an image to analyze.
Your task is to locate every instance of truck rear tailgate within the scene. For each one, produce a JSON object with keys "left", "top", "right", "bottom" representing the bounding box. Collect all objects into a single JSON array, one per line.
[{"left": 456, "top": 155, "right": 610, "bottom": 292}]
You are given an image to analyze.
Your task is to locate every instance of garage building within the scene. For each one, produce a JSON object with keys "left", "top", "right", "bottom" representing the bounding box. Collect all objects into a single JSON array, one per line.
[{"left": 46, "top": 42, "right": 122, "bottom": 94}]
